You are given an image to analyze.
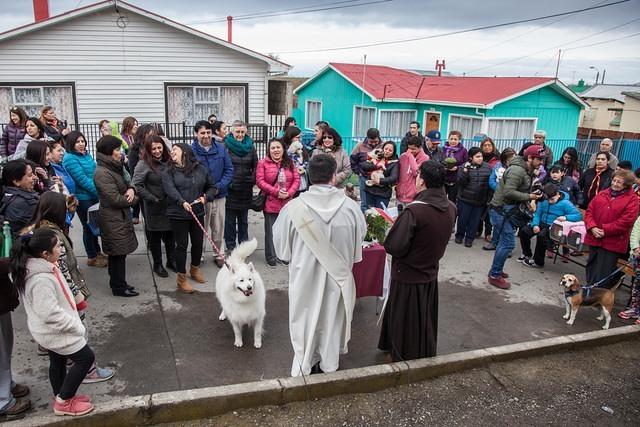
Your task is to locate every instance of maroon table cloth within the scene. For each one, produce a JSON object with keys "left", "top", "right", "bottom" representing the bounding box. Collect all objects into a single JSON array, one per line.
[{"left": 352, "top": 243, "right": 386, "bottom": 298}]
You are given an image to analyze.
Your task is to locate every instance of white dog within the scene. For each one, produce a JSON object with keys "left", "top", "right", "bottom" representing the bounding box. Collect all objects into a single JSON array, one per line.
[{"left": 215, "top": 238, "right": 265, "bottom": 348}]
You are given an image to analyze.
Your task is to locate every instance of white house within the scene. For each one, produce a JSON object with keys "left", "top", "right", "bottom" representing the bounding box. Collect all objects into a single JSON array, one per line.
[{"left": 0, "top": 0, "right": 290, "bottom": 130}]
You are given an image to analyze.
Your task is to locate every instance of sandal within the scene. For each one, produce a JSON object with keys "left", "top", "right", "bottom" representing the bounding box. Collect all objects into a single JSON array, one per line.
[{"left": 617, "top": 309, "right": 639, "bottom": 320}]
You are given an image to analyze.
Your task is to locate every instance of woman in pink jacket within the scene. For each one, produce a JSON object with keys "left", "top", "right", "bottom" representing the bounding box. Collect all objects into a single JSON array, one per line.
[
  {"left": 395, "top": 136, "right": 429, "bottom": 207},
  {"left": 256, "top": 138, "right": 300, "bottom": 267}
]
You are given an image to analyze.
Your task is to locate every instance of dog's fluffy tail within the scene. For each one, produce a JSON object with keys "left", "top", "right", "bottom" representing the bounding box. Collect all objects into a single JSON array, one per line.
[{"left": 228, "top": 238, "right": 258, "bottom": 264}]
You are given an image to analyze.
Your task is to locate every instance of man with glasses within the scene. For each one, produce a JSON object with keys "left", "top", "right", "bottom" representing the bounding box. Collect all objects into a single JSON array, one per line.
[{"left": 350, "top": 128, "right": 383, "bottom": 212}]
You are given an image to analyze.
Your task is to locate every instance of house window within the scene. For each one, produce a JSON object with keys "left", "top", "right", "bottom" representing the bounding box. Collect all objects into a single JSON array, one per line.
[
  {"left": 166, "top": 85, "right": 246, "bottom": 126},
  {"left": 353, "top": 106, "right": 376, "bottom": 136},
  {"left": 0, "top": 84, "right": 75, "bottom": 123},
  {"left": 486, "top": 118, "right": 536, "bottom": 140},
  {"left": 378, "top": 110, "right": 417, "bottom": 137},
  {"left": 305, "top": 101, "right": 322, "bottom": 130},
  {"left": 448, "top": 114, "right": 482, "bottom": 140},
  {"left": 609, "top": 109, "right": 622, "bottom": 127}
]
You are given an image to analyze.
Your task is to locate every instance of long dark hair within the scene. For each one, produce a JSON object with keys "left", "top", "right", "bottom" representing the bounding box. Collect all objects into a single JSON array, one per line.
[
  {"left": 64, "top": 130, "right": 86, "bottom": 153},
  {"left": 322, "top": 127, "right": 343, "bottom": 151},
  {"left": 382, "top": 141, "right": 398, "bottom": 161},
  {"left": 267, "top": 138, "right": 293, "bottom": 170},
  {"left": 143, "top": 135, "right": 171, "bottom": 171},
  {"left": 282, "top": 116, "right": 296, "bottom": 132},
  {"left": 171, "top": 143, "right": 199, "bottom": 175},
  {"left": 134, "top": 123, "right": 157, "bottom": 149},
  {"left": 559, "top": 147, "right": 581, "bottom": 174},
  {"left": 10, "top": 228, "right": 58, "bottom": 293},
  {"left": 25, "top": 140, "right": 49, "bottom": 167},
  {"left": 9, "top": 106, "right": 28, "bottom": 127},
  {"left": 282, "top": 126, "right": 301, "bottom": 149},
  {"left": 28, "top": 192, "right": 67, "bottom": 234},
  {"left": 25, "top": 117, "right": 45, "bottom": 139}
]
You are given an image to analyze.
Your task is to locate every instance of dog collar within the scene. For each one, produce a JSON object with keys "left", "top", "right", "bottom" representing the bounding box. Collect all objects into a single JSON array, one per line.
[{"left": 564, "top": 288, "right": 580, "bottom": 297}]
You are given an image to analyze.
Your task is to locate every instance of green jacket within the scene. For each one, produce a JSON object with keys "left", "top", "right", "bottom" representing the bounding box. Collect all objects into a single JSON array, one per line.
[
  {"left": 630, "top": 216, "right": 640, "bottom": 257},
  {"left": 490, "top": 156, "right": 532, "bottom": 208}
]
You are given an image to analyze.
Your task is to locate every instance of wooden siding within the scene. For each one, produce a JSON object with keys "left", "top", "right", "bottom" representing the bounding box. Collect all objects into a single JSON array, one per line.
[{"left": 0, "top": 8, "right": 268, "bottom": 123}]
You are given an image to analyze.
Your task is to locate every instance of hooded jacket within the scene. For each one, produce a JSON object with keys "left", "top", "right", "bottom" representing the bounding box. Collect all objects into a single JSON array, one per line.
[
  {"left": 490, "top": 156, "right": 533, "bottom": 208},
  {"left": 530, "top": 191, "right": 582, "bottom": 227},
  {"left": 396, "top": 149, "right": 429, "bottom": 203},
  {"left": 20, "top": 258, "right": 86, "bottom": 355},
  {"left": 0, "top": 187, "right": 39, "bottom": 234},
  {"left": 384, "top": 188, "right": 457, "bottom": 283},
  {"left": 191, "top": 140, "right": 234, "bottom": 199}
]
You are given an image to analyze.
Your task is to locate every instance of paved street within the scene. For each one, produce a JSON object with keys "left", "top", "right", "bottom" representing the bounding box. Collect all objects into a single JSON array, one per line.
[{"left": 6, "top": 210, "right": 635, "bottom": 419}]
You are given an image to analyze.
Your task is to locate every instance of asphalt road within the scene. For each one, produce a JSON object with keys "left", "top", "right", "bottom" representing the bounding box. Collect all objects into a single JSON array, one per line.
[{"left": 159, "top": 340, "right": 640, "bottom": 427}]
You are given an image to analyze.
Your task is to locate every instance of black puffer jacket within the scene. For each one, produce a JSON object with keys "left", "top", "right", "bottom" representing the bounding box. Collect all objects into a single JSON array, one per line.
[
  {"left": 0, "top": 186, "right": 39, "bottom": 234},
  {"left": 162, "top": 163, "right": 218, "bottom": 220},
  {"left": 457, "top": 162, "right": 492, "bottom": 206},
  {"left": 226, "top": 148, "right": 258, "bottom": 210},
  {"left": 363, "top": 160, "right": 399, "bottom": 199}
]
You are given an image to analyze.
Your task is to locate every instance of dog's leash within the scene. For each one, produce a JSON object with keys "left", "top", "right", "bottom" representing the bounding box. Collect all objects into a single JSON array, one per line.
[
  {"left": 583, "top": 266, "right": 624, "bottom": 290},
  {"left": 187, "top": 203, "right": 229, "bottom": 269}
]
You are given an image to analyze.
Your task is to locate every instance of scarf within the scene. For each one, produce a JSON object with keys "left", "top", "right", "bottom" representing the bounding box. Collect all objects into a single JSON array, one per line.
[
  {"left": 483, "top": 152, "right": 497, "bottom": 163},
  {"left": 587, "top": 167, "right": 606, "bottom": 201},
  {"left": 224, "top": 133, "right": 253, "bottom": 157}
]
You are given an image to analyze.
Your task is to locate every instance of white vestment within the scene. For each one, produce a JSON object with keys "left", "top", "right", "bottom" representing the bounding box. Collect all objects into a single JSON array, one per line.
[{"left": 273, "top": 185, "right": 366, "bottom": 376}]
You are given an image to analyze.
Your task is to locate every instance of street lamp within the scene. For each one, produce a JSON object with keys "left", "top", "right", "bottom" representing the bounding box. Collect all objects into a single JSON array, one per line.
[{"left": 589, "top": 66, "right": 600, "bottom": 85}]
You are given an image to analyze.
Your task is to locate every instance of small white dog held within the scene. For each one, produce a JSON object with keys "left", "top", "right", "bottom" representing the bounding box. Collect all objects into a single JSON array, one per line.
[{"left": 215, "top": 238, "right": 266, "bottom": 348}]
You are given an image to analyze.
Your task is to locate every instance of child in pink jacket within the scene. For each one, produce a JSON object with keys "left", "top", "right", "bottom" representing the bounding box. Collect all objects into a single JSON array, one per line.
[{"left": 396, "top": 136, "right": 429, "bottom": 206}]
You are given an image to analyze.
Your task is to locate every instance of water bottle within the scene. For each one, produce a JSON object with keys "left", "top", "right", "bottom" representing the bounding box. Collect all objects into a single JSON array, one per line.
[
  {"left": 2, "top": 221, "right": 12, "bottom": 258},
  {"left": 277, "top": 169, "right": 286, "bottom": 191}
]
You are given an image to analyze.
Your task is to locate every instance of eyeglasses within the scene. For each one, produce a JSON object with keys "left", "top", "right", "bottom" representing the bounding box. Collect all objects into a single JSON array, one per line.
[{"left": 322, "top": 135, "right": 333, "bottom": 139}]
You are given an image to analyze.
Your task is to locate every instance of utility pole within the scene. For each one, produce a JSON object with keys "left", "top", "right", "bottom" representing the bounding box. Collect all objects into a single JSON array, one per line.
[{"left": 554, "top": 49, "right": 561, "bottom": 79}]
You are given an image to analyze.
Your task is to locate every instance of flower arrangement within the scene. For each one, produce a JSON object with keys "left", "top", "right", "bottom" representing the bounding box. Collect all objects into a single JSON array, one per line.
[{"left": 364, "top": 208, "right": 391, "bottom": 243}]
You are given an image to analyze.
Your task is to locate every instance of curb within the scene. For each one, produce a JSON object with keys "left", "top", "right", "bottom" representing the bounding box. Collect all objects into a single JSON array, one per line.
[{"left": 8, "top": 324, "right": 639, "bottom": 427}]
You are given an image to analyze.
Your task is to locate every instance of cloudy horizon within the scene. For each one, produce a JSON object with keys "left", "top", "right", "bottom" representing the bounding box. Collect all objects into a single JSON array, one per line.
[{"left": 1, "top": 0, "right": 639, "bottom": 84}]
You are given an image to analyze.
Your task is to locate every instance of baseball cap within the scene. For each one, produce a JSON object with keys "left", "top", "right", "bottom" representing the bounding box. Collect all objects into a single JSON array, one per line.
[
  {"left": 426, "top": 130, "right": 441, "bottom": 142},
  {"left": 523, "top": 145, "right": 545, "bottom": 159}
]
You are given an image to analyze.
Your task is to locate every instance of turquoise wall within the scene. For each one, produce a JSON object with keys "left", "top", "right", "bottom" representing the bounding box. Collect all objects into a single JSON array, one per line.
[{"left": 294, "top": 68, "right": 581, "bottom": 140}]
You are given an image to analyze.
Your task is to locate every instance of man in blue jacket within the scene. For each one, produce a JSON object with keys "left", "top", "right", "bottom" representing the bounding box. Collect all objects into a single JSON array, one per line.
[{"left": 191, "top": 121, "right": 234, "bottom": 267}]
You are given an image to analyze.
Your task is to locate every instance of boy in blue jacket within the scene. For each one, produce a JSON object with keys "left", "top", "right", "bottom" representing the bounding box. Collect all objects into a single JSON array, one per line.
[{"left": 518, "top": 183, "right": 582, "bottom": 268}]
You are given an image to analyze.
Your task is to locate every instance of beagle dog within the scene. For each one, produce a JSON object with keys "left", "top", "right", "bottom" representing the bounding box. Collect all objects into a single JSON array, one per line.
[{"left": 560, "top": 273, "right": 622, "bottom": 330}]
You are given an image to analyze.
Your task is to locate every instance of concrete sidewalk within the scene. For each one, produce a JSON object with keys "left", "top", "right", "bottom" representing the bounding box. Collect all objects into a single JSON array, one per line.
[{"left": 6, "top": 211, "right": 635, "bottom": 419}]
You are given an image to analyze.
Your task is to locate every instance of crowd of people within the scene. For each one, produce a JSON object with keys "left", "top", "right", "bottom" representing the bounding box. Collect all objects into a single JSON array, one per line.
[{"left": 1, "top": 108, "right": 639, "bottom": 418}]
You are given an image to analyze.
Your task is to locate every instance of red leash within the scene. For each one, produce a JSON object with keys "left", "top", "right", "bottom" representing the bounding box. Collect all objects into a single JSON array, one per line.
[{"left": 188, "top": 203, "right": 229, "bottom": 269}]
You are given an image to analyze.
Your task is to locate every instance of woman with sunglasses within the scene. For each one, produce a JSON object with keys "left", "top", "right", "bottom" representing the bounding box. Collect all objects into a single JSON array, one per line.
[{"left": 311, "top": 127, "right": 351, "bottom": 187}]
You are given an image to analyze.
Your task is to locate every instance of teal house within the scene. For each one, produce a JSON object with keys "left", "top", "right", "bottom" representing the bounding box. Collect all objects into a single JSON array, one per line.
[{"left": 293, "top": 63, "right": 587, "bottom": 152}]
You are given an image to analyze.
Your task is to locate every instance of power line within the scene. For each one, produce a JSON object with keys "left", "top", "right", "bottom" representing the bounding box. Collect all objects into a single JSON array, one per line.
[
  {"left": 463, "top": 16, "right": 640, "bottom": 75},
  {"left": 274, "top": 0, "right": 631, "bottom": 54},
  {"left": 564, "top": 30, "right": 640, "bottom": 50},
  {"left": 449, "top": 0, "right": 610, "bottom": 64},
  {"left": 189, "top": 0, "right": 392, "bottom": 25}
]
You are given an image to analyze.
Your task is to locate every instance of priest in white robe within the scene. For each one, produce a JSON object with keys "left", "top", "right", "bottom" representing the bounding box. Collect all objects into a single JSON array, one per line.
[{"left": 273, "top": 153, "right": 366, "bottom": 376}]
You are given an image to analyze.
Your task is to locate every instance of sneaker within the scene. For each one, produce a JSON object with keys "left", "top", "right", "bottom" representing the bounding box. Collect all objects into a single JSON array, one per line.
[
  {"left": 618, "top": 309, "right": 640, "bottom": 320},
  {"left": 482, "top": 243, "right": 496, "bottom": 251},
  {"left": 488, "top": 275, "right": 511, "bottom": 290},
  {"left": 522, "top": 258, "right": 542, "bottom": 268},
  {"left": 517, "top": 255, "right": 528, "bottom": 263},
  {"left": 454, "top": 237, "right": 463, "bottom": 244},
  {"left": 0, "top": 398, "right": 31, "bottom": 416},
  {"left": 82, "top": 366, "right": 114, "bottom": 384},
  {"left": 276, "top": 258, "right": 289, "bottom": 266},
  {"left": 464, "top": 240, "right": 473, "bottom": 248},
  {"left": 53, "top": 395, "right": 94, "bottom": 417}
]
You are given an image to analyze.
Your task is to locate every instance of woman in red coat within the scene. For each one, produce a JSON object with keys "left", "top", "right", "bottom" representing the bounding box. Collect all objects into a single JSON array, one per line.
[
  {"left": 256, "top": 138, "right": 300, "bottom": 267},
  {"left": 584, "top": 169, "right": 639, "bottom": 288}
]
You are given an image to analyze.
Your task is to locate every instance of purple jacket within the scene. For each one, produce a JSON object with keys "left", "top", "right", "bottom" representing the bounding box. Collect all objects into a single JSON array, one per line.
[
  {"left": 1, "top": 122, "right": 26, "bottom": 157},
  {"left": 443, "top": 144, "right": 468, "bottom": 184}
]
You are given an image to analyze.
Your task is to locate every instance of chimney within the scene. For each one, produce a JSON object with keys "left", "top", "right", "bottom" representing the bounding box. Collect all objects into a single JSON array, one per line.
[
  {"left": 227, "top": 16, "right": 233, "bottom": 43},
  {"left": 33, "top": 0, "right": 50, "bottom": 22}
]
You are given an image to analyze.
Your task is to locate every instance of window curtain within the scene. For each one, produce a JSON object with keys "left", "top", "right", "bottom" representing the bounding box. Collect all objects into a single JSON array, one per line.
[
  {"left": 354, "top": 106, "right": 376, "bottom": 137},
  {"left": 379, "top": 111, "right": 416, "bottom": 138}
]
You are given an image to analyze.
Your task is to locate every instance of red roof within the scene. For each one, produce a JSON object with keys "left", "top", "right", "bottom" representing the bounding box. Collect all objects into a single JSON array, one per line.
[{"left": 329, "top": 63, "right": 556, "bottom": 107}]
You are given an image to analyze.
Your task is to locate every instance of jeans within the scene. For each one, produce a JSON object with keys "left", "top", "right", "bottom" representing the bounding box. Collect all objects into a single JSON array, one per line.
[
  {"left": 224, "top": 208, "right": 248, "bottom": 251},
  {"left": 148, "top": 230, "right": 175, "bottom": 267},
  {"left": 171, "top": 218, "right": 204, "bottom": 274},
  {"left": 263, "top": 212, "right": 278, "bottom": 263},
  {"left": 76, "top": 199, "right": 101, "bottom": 259},
  {"left": 455, "top": 200, "right": 484, "bottom": 243},
  {"left": 358, "top": 176, "right": 368, "bottom": 213},
  {"left": 48, "top": 345, "right": 94, "bottom": 400},
  {"left": 489, "top": 208, "right": 516, "bottom": 277},
  {"left": 0, "top": 313, "right": 14, "bottom": 412},
  {"left": 365, "top": 193, "right": 391, "bottom": 210},
  {"left": 108, "top": 255, "right": 128, "bottom": 292}
]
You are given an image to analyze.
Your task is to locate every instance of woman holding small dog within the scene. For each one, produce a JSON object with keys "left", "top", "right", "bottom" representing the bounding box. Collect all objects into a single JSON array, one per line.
[
  {"left": 162, "top": 143, "right": 218, "bottom": 292},
  {"left": 584, "top": 169, "right": 639, "bottom": 289},
  {"left": 311, "top": 128, "right": 351, "bottom": 187},
  {"left": 256, "top": 139, "right": 300, "bottom": 267},
  {"left": 362, "top": 141, "right": 399, "bottom": 210}
]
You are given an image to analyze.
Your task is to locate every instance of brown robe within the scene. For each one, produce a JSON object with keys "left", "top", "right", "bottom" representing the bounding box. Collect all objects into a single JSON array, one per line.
[{"left": 378, "top": 187, "right": 456, "bottom": 361}]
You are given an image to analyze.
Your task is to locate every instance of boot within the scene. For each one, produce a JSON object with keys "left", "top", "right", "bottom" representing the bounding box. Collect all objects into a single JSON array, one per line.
[
  {"left": 153, "top": 263, "right": 168, "bottom": 278},
  {"left": 166, "top": 253, "right": 177, "bottom": 273},
  {"left": 190, "top": 265, "right": 206, "bottom": 283},
  {"left": 176, "top": 273, "right": 194, "bottom": 293}
]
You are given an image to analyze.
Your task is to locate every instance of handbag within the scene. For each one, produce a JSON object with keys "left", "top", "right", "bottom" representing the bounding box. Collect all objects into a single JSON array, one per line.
[
  {"left": 87, "top": 202, "right": 101, "bottom": 236},
  {"left": 505, "top": 203, "right": 533, "bottom": 229},
  {"left": 250, "top": 166, "right": 281, "bottom": 212}
]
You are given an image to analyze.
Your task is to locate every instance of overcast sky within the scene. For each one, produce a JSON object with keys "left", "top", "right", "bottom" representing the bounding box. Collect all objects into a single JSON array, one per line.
[{"left": 2, "top": 0, "right": 639, "bottom": 84}]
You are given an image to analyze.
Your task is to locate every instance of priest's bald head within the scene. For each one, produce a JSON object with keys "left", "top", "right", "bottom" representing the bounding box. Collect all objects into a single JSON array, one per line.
[
  {"left": 418, "top": 160, "right": 446, "bottom": 189},
  {"left": 308, "top": 153, "right": 337, "bottom": 186}
]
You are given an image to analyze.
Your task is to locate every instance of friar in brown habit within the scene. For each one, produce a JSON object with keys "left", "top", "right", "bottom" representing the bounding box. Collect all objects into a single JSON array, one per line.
[{"left": 378, "top": 160, "right": 456, "bottom": 361}]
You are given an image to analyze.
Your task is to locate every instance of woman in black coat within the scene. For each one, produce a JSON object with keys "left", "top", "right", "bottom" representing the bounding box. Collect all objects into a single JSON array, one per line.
[
  {"left": 132, "top": 135, "right": 175, "bottom": 278},
  {"left": 0, "top": 160, "right": 39, "bottom": 235},
  {"left": 363, "top": 141, "right": 399, "bottom": 210},
  {"left": 223, "top": 122, "right": 258, "bottom": 252},
  {"left": 579, "top": 151, "right": 613, "bottom": 209},
  {"left": 162, "top": 143, "right": 218, "bottom": 293},
  {"left": 455, "top": 147, "right": 492, "bottom": 247}
]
